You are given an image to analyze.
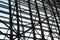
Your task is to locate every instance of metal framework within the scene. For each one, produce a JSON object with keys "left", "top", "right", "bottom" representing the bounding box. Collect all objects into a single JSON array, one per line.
[{"left": 0, "top": 0, "right": 60, "bottom": 40}]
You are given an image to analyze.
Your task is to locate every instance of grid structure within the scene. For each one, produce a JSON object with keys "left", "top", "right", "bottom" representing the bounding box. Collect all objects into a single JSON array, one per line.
[{"left": 0, "top": 0, "right": 60, "bottom": 40}]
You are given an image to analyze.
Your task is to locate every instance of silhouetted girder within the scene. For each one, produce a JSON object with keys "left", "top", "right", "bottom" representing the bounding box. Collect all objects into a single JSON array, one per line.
[
  {"left": 47, "top": 0, "right": 60, "bottom": 39},
  {"left": 52, "top": 0, "right": 60, "bottom": 37},
  {"left": 20, "top": 7, "right": 25, "bottom": 40},
  {"left": 0, "top": 27, "right": 8, "bottom": 29},
  {"left": 28, "top": 0, "right": 36, "bottom": 40},
  {"left": 35, "top": 0, "right": 45, "bottom": 40},
  {"left": 0, "top": 20, "right": 17, "bottom": 34},
  {"left": 0, "top": 31, "right": 10, "bottom": 39},
  {"left": 8, "top": 0, "right": 13, "bottom": 40},
  {"left": 42, "top": 0, "right": 54, "bottom": 40},
  {"left": 15, "top": 0, "right": 20, "bottom": 40},
  {"left": 18, "top": 0, "right": 25, "bottom": 39}
]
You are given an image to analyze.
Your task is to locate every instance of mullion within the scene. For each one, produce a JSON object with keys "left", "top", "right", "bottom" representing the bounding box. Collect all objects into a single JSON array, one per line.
[
  {"left": 42, "top": 0, "right": 54, "bottom": 40},
  {"left": 20, "top": 3, "right": 25, "bottom": 40},
  {"left": 8, "top": 0, "right": 13, "bottom": 40},
  {"left": 47, "top": 0, "right": 60, "bottom": 38},
  {"left": 52, "top": 0, "right": 60, "bottom": 37},
  {"left": 35, "top": 0, "right": 45, "bottom": 40},
  {"left": 15, "top": 0, "right": 20, "bottom": 40},
  {"left": 28, "top": 0, "right": 36, "bottom": 40}
]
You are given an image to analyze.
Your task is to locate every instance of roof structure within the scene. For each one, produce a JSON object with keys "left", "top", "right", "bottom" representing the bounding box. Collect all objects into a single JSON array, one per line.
[{"left": 0, "top": 0, "right": 60, "bottom": 40}]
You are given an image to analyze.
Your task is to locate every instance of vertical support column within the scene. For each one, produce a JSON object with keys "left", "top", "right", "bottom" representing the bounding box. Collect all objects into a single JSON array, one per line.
[
  {"left": 28, "top": 0, "right": 36, "bottom": 40},
  {"left": 15, "top": 0, "right": 20, "bottom": 40},
  {"left": 20, "top": 11, "right": 25, "bottom": 40},
  {"left": 8, "top": 0, "right": 13, "bottom": 40},
  {"left": 42, "top": 0, "right": 54, "bottom": 40},
  {"left": 52, "top": 0, "right": 60, "bottom": 38},
  {"left": 35, "top": 0, "right": 45, "bottom": 40},
  {"left": 22, "top": 24, "right": 25, "bottom": 40},
  {"left": 47, "top": 0, "right": 60, "bottom": 39}
]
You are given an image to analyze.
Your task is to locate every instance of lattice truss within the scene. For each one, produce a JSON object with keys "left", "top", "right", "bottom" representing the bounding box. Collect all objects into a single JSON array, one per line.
[{"left": 0, "top": 0, "right": 60, "bottom": 40}]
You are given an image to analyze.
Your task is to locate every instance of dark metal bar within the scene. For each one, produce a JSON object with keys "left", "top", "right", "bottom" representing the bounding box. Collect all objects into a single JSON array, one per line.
[
  {"left": 35, "top": 0, "right": 45, "bottom": 40},
  {"left": 52, "top": 0, "right": 60, "bottom": 37},
  {"left": 15, "top": 0, "right": 20, "bottom": 40},
  {"left": 28, "top": 0, "right": 36, "bottom": 40},
  {"left": 42, "top": 0, "right": 54, "bottom": 40},
  {"left": 47, "top": 0, "right": 60, "bottom": 39},
  {"left": 0, "top": 31, "right": 10, "bottom": 39},
  {"left": 20, "top": 4, "right": 25, "bottom": 40},
  {"left": 8, "top": 0, "right": 13, "bottom": 40}
]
